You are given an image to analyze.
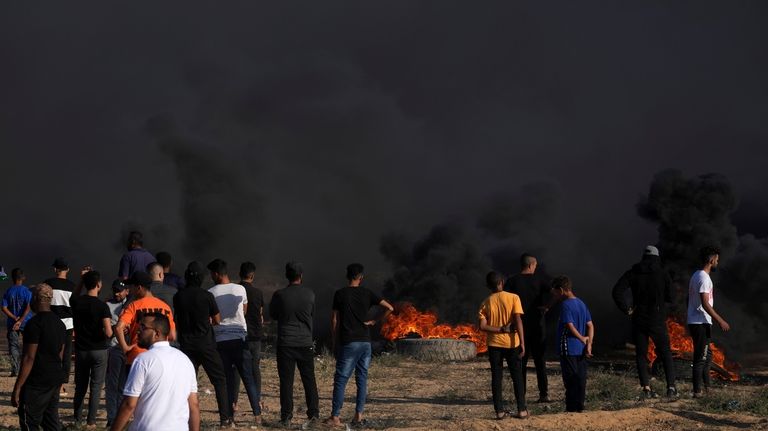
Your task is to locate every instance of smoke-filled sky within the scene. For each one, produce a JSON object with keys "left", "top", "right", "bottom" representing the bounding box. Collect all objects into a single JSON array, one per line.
[{"left": 2, "top": 2, "right": 767, "bottom": 358}]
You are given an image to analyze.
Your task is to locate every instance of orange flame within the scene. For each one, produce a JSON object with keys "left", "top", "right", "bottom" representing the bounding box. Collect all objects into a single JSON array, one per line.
[
  {"left": 381, "top": 302, "right": 487, "bottom": 353},
  {"left": 647, "top": 318, "right": 740, "bottom": 381}
]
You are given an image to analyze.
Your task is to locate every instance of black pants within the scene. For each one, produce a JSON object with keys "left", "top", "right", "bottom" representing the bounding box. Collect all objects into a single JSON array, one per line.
[
  {"left": 632, "top": 322, "right": 676, "bottom": 388},
  {"left": 560, "top": 355, "right": 587, "bottom": 412},
  {"left": 62, "top": 329, "right": 74, "bottom": 384},
  {"left": 232, "top": 340, "right": 263, "bottom": 413},
  {"left": 18, "top": 384, "right": 61, "bottom": 431},
  {"left": 487, "top": 346, "right": 526, "bottom": 414},
  {"left": 689, "top": 323, "right": 712, "bottom": 394},
  {"left": 73, "top": 349, "right": 108, "bottom": 424},
  {"left": 181, "top": 342, "right": 230, "bottom": 422},
  {"left": 276, "top": 345, "right": 319, "bottom": 422},
  {"left": 521, "top": 330, "right": 548, "bottom": 399}
]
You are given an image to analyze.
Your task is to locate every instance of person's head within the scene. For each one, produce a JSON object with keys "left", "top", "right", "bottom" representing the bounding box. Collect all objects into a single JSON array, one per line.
[
  {"left": 111, "top": 279, "right": 129, "bottom": 301},
  {"left": 346, "top": 263, "right": 364, "bottom": 284},
  {"left": 11, "top": 268, "right": 25, "bottom": 284},
  {"left": 643, "top": 245, "right": 660, "bottom": 258},
  {"left": 126, "top": 231, "right": 144, "bottom": 250},
  {"left": 486, "top": 271, "right": 504, "bottom": 291},
  {"left": 147, "top": 262, "right": 164, "bottom": 282},
  {"left": 184, "top": 261, "right": 206, "bottom": 288},
  {"left": 137, "top": 312, "right": 171, "bottom": 349},
  {"left": 128, "top": 271, "right": 153, "bottom": 298},
  {"left": 520, "top": 253, "right": 537, "bottom": 273},
  {"left": 31, "top": 283, "right": 54, "bottom": 313},
  {"left": 82, "top": 270, "right": 102, "bottom": 292},
  {"left": 239, "top": 261, "right": 256, "bottom": 282},
  {"left": 207, "top": 259, "right": 229, "bottom": 284},
  {"left": 52, "top": 257, "right": 69, "bottom": 276},
  {"left": 550, "top": 275, "right": 573, "bottom": 300},
  {"left": 285, "top": 261, "right": 303, "bottom": 284},
  {"left": 699, "top": 246, "right": 721, "bottom": 270},
  {"left": 155, "top": 252, "right": 172, "bottom": 271}
]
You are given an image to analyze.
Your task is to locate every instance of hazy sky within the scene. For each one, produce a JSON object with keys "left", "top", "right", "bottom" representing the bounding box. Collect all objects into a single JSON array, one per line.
[{"left": 2, "top": 2, "right": 767, "bottom": 356}]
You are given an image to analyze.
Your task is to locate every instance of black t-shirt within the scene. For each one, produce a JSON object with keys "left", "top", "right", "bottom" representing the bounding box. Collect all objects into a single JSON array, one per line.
[
  {"left": 173, "top": 286, "right": 220, "bottom": 347},
  {"left": 332, "top": 286, "right": 382, "bottom": 344},
  {"left": 23, "top": 311, "right": 66, "bottom": 388},
  {"left": 504, "top": 273, "right": 551, "bottom": 333},
  {"left": 71, "top": 295, "right": 111, "bottom": 351},
  {"left": 44, "top": 277, "right": 76, "bottom": 322},
  {"left": 241, "top": 282, "right": 264, "bottom": 341}
]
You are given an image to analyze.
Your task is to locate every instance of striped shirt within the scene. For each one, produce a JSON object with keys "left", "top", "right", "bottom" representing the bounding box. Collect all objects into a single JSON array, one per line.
[{"left": 45, "top": 277, "right": 76, "bottom": 330}]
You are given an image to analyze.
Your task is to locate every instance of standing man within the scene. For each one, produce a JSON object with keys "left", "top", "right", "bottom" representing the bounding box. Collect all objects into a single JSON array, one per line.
[
  {"left": 2, "top": 268, "right": 32, "bottom": 377},
  {"left": 114, "top": 271, "right": 175, "bottom": 382},
  {"left": 12, "top": 284, "right": 67, "bottom": 431},
  {"left": 174, "top": 261, "right": 232, "bottom": 428},
  {"left": 238, "top": 261, "right": 265, "bottom": 419},
  {"left": 156, "top": 251, "right": 185, "bottom": 290},
  {"left": 687, "top": 246, "right": 730, "bottom": 398},
  {"left": 269, "top": 261, "right": 320, "bottom": 426},
  {"left": 479, "top": 271, "right": 527, "bottom": 420},
  {"left": 552, "top": 275, "right": 594, "bottom": 413},
  {"left": 207, "top": 259, "right": 261, "bottom": 425},
  {"left": 118, "top": 231, "right": 155, "bottom": 281},
  {"left": 612, "top": 245, "right": 677, "bottom": 398},
  {"left": 325, "top": 263, "right": 393, "bottom": 427},
  {"left": 71, "top": 270, "right": 113, "bottom": 426},
  {"left": 147, "top": 262, "right": 176, "bottom": 312},
  {"left": 110, "top": 312, "right": 199, "bottom": 431},
  {"left": 505, "top": 253, "right": 552, "bottom": 403},
  {"left": 105, "top": 279, "right": 130, "bottom": 427},
  {"left": 44, "top": 258, "right": 76, "bottom": 396}
]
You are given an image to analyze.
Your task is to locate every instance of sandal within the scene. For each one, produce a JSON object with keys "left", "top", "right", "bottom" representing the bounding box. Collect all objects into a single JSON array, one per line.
[{"left": 494, "top": 412, "right": 511, "bottom": 420}]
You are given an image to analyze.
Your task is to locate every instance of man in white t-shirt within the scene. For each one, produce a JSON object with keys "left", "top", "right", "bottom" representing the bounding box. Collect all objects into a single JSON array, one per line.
[
  {"left": 207, "top": 259, "right": 262, "bottom": 427},
  {"left": 110, "top": 312, "right": 199, "bottom": 431},
  {"left": 686, "top": 246, "right": 730, "bottom": 398}
]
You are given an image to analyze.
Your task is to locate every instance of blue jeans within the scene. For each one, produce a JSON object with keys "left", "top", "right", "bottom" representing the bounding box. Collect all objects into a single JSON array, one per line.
[
  {"left": 7, "top": 329, "right": 21, "bottom": 375},
  {"left": 331, "top": 342, "right": 372, "bottom": 417},
  {"left": 104, "top": 346, "right": 127, "bottom": 424}
]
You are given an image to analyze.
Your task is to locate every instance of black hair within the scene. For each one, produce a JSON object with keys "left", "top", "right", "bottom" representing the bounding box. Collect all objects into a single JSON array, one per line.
[
  {"left": 551, "top": 275, "right": 572, "bottom": 292},
  {"left": 699, "top": 246, "right": 721, "bottom": 265},
  {"left": 155, "top": 251, "right": 172, "bottom": 268},
  {"left": 127, "top": 231, "right": 143, "bottom": 247},
  {"left": 520, "top": 253, "right": 536, "bottom": 269},
  {"left": 146, "top": 262, "right": 163, "bottom": 274},
  {"left": 285, "top": 261, "right": 303, "bottom": 282},
  {"left": 206, "top": 259, "right": 228, "bottom": 275},
  {"left": 83, "top": 270, "right": 101, "bottom": 290},
  {"left": 346, "top": 263, "right": 364, "bottom": 281},
  {"left": 239, "top": 261, "right": 256, "bottom": 279},
  {"left": 486, "top": 271, "right": 504, "bottom": 289},
  {"left": 11, "top": 268, "right": 24, "bottom": 283},
  {"left": 184, "top": 261, "right": 204, "bottom": 288},
  {"left": 146, "top": 312, "right": 170, "bottom": 337}
]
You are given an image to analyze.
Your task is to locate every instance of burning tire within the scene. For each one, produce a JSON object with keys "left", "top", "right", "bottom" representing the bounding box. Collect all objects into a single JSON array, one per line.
[{"left": 395, "top": 338, "right": 477, "bottom": 361}]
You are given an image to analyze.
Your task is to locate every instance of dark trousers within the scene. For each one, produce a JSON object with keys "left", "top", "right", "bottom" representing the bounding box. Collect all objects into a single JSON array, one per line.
[
  {"left": 73, "top": 349, "right": 108, "bottom": 424},
  {"left": 217, "top": 339, "right": 261, "bottom": 418},
  {"left": 521, "top": 331, "right": 548, "bottom": 399},
  {"left": 487, "top": 346, "right": 526, "bottom": 414},
  {"left": 62, "top": 329, "right": 73, "bottom": 384},
  {"left": 182, "top": 342, "right": 231, "bottom": 422},
  {"left": 8, "top": 329, "right": 21, "bottom": 375},
  {"left": 689, "top": 323, "right": 712, "bottom": 394},
  {"left": 104, "top": 346, "right": 126, "bottom": 424},
  {"left": 276, "top": 345, "right": 319, "bottom": 422},
  {"left": 633, "top": 322, "right": 676, "bottom": 388},
  {"left": 18, "top": 384, "right": 61, "bottom": 431},
  {"left": 560, "top": 354, "right": 587, "bottom": 412},
  {"left": 232, "top": 340, "right": 263, "bottom": 413}
]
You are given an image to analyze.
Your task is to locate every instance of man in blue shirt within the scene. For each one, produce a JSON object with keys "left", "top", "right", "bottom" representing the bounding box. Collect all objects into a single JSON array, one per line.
[
  {"left": 2, "top": 268, "right": 32, "bottom": 376},
  {"left": 118, "top": 231, "right": 155, "bottom": 280},
  {"left": 552, "top": 275, "right": 594, "bottom": 412}
]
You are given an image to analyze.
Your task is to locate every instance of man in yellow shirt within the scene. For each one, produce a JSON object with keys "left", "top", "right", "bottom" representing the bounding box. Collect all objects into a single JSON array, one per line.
[{"left": 479, "top": 271, "right": 528, "bottom": 419}]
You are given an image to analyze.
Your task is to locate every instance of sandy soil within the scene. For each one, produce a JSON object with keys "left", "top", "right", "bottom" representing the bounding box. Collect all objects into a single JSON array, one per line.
[{"left": 0, "top": 351, "right": 765, "bottom": 431}]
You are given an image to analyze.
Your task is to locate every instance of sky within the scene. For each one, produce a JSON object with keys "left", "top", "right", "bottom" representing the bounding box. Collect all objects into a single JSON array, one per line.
[{"left": 2, "top": 2, "right": 767, "bottom": 358}]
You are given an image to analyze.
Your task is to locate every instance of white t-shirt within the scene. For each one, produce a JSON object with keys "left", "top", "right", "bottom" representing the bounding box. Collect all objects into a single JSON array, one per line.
[
  {"left": 687, "top": 270, "right": 714, "bottom": 325},
  {"left": 208, "top": 283, "right": 248, "bottom": 342},
  {"left": 123, "top": 341, "right": 197, "bottom": 431}
]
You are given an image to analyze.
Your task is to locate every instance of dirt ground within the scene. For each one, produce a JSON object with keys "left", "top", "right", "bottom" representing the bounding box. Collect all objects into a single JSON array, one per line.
[{"left": 0, "top": 350, "right": 766, "bottom": 431}]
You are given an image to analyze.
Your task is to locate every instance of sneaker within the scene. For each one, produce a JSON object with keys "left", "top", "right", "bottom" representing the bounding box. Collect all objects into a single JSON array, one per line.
[
  {"left": 219, "top": 418, "right": 236, "bottom": 429},
  {"left": 641, "top": 388, "right": 658, "bottom": 399},
  {"left": 666, "top": 387, "right": 679, "bottom": 398}
]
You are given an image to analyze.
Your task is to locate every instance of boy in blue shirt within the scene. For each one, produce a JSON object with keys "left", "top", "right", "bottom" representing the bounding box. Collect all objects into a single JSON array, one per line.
[
  {"left": 2, "top": 268, "right": 32, "bottom": 376},
  {"left": 552, "top": 275, "right": 594, "bottom": 412}
]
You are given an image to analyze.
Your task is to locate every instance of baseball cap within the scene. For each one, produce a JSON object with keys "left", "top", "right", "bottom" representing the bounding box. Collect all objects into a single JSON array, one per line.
[
  {"left": 52, "top": 258, "right": 69, "bottom": 270},
  {"left": 127, "top": 271, "right": 152, "bottom": 288},
  {"left": 644, "top": 245, "right": 660, "bottom": 256},
  {"left": 111, "top": 279, "right": 128, "bottom": 292}
]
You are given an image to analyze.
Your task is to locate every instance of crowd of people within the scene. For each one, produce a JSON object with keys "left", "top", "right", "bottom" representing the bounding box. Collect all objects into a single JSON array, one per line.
[{"left": 1, "top": 230, "right": 732, "bottom": 429}]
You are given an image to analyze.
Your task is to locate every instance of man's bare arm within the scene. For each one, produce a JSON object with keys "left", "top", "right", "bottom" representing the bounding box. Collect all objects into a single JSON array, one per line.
[
  {"left": 585, "top": 321, "right": 594, "bottom": 357},
  {"left": 188, "top": 392, "right": 200, "bottom": 431},
  {"left": 115, "top": 321, "right": 133, "bottom": 353},
  {"left": 566, "top": 322, "right": 588, "bottom": 344},
  {"left": 11, "top": 343, "right": 38, "bottom": 407},
  {"left": 514, "top": 313, "right": 525, "bottom": 358},
  {"left": 102, "top": 317, "right": 114, "bottom": 339},
  {"left": 700, "top": 292, "right": 730, "bottom": 331},
  {"left": 110, "top": 396, "right": 138, "bottom": 431}
]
